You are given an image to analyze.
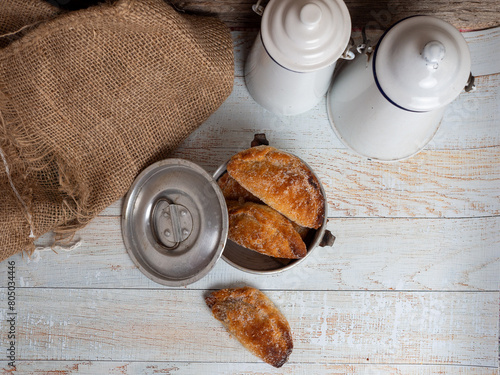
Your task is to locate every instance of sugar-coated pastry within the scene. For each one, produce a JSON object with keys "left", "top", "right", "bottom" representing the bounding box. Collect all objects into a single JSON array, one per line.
[
  {"left": 205, "top": 286, "right": 293, "bottom": 368},
  {"left": 227, "top": 200, "right": 307, "bottom": 259},
  {"left": 291, "top": 223, "right": 310, "bottom": 240},
  {"left": 227, "top": 145, "right": 324, "bottom": 229},
  {"left": 217, "top": 172, "right": 261, "bottom": 203}
]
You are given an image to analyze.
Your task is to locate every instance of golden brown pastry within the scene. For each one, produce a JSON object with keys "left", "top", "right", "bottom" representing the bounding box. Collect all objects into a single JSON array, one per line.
[
  {"left": 205, "top": 286, "right": 293, "bottom": 368},
  {"left": 227, "top": 145, "right": 324, "bottom": 229},
  {"left": 217, "top": 172, "right": 261, "bottom": 203},
  {"left": 292, "top": 223, "right": 310, "bottom": 241},
  {"left": 227, "top": 200, "right": 307, "bottom": 259}
]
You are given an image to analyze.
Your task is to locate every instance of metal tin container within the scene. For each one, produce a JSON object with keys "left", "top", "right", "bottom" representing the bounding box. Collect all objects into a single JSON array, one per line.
[
  {"left": 122, "top": 138, "right": 335, "bottom": 284},
  {"left": 213, "top": 159, "right": 334, "bottom": 274}
]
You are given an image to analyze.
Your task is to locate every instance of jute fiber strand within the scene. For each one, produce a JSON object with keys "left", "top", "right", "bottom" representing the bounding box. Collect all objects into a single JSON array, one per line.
[
  {"left": 0, "top": 0, "right": 61, "bottom": 48},
  {"left": 0, "top": 0, "right": 234, "bottom": 262}
]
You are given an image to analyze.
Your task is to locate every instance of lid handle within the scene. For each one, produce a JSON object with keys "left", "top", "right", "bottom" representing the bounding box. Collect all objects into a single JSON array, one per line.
[
  {"left": 251, "top": 133, "right": 270, "bottom": 147},
  {"left": 422, "top": 40, "right": 445, "bottom": 69},
  {"left": 300, "top": 3, "right": 322, "bottom": 27},
  {"left": 340, "top": 37, "right": 356, "bottom": 60},
  {"left": 151, "top": 198, "right": 193, "bottom": 250}
]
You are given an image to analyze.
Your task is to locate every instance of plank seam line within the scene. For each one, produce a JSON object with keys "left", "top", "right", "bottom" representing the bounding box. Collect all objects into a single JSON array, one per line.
[
  {"left": 2, "top": 287, "right": 498, "bottom": 293},
  {"left": 2, "top": 359, "right": 498, "bottom": 368},
  {"left": 96, "top": 214, "right": 500, "bottom": 219},
  {"left": 324, "top": 215, "right": 500, "bottom": 220}
]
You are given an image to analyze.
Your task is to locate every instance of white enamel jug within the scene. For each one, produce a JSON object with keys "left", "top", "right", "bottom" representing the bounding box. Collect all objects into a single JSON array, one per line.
[
  {"left": 245, "top": 0, "right": 353, "bottom": 116},
  {"left": 327, "top": 16, "right": 475, "bottom": 161}
]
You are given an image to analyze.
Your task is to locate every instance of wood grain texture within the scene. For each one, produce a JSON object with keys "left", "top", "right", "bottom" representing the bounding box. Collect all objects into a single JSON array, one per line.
[
  {"left": 169, "top": 0, "right": 500, "bottom": 30},
  {"left": 466, "top": 28, "right": 500, "bottom": 77},
  {"left": 0, "top": 289, "right": 497, "bottom": 365},
  {"left": 100, "top": 147, "right": 500, "bottom": 219},
  {"left": 11, "top": 216, "right": 498, "bottom": 291},
  {"left": 155, "top": 75, "right": 500, "bottom": 153},
  {"left": 0, "top": 361, "right": 498, "bottom": 375},
  {"left": 122, "top": 146, "right": 498, "bottom": 219},
  {"left": 0, "top": 16, "right": 498, "bottom": 375}
]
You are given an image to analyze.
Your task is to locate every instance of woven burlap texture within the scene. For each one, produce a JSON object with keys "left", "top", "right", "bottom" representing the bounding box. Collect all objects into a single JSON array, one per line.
[{"left": 0, "top": 0, "right": 234, "bottom": 262}]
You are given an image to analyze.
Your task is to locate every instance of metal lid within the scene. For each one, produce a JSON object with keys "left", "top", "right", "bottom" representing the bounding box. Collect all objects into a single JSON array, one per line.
[
  {"left": 374, "top": 16, "right": 471, "bottom": 112},
  {"left": 122, "top": 159, "right": 228, "bottom": 287},
  {"left": 261, "top": 0, "right": 351, "bottom": 72}
]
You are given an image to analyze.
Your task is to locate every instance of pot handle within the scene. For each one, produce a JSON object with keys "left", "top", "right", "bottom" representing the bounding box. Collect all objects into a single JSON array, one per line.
[
  {"left": 251, "top": 133, "right": 269, "bottom": 147},
  {"left": 340, "top": 37, "right": 356, "bottom": 60},
  {"left": 465, "top": 72, "right": 476, "bottom": 92},
  {"left": 320, "top": 230, "right": 335, "bottom": 247},
  {"left": 252, "top": 0, "right": 266, "bottom": 16}
]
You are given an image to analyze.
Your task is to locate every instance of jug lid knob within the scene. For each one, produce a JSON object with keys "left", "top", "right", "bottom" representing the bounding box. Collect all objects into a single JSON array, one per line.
[
  {"left": 422, "top": 40, "right": 446, "bottom": 69},
  {"left": 300, "top": 3, "right": 322, "bottom": 27}
]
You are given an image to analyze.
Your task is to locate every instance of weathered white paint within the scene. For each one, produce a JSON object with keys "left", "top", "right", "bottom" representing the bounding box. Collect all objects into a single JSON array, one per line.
[
  {"left": 0, "top": 289, "right": 497, "bottom": 365},
  {"left": 0, "top": 361, "right": 497, "bottom": 375},
  {"left": 0, "top": 27, "right": 498, "bottom": 375},
  {"left": 156, "top": 74, "right": 500, "bottom": 155},
  {"left": 6, "top": 216, "right": 498, "bottom": 291},
  {"left": 97, "top": 146, "right": 500, "bottom": 218}
]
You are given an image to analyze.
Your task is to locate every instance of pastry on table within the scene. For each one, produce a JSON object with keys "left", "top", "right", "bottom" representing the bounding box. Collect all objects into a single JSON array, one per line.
[
  {"left": 205, "top": 286, "right": 293, "bottom": 368},
  {"left": 227, "top": 200, "right": 307, "bottom": 259},
  {"left": 226, "top": 145, "right": 324, "bottom": 229}
]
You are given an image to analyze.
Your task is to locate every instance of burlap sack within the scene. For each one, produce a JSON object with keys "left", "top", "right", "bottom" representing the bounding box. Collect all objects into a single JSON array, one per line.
[{"left": 0, "top": 0, "right": 234, "bottom": 262}]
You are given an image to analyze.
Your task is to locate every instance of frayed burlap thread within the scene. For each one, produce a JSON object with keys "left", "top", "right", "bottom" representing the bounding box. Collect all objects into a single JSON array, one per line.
[
  {"left": 0, "top": 0, "right": 61, "bottom": 48},
  {"left": 0, "top": 0, "right": 234, "bottom": 262}
]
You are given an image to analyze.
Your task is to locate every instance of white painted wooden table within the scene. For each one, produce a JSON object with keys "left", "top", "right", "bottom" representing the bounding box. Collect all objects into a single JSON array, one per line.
[{"left": 1, "top": 27, "right": 499, "bottom": 374}]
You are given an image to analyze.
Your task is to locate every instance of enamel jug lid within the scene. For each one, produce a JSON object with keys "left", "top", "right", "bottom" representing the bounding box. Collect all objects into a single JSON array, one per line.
[
  {"left": 261, "top": 0, "right": 351, "bottom": 72},
  {"left": 374, "top": 16, "right": 471, "bottom": 112},
  {"left": 122, "top": 159, "right": 228, "bottom": 287}
]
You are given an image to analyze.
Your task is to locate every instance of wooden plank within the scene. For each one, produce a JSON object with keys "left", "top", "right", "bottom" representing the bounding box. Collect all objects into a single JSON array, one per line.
[
  {"left": 431, "top": 74, "right": 500, "bottom": 150},
  {"left": 99, "top": 145, "right": 500, "bottom": 218},
  {"left": 314, "top": 148, "right": 500, "bottom": 218},
  {"left": 17, "top": 0, "right": 500, "bottom": 33},
  {"left": 21, "top": 29, "right": 500, "bottom": 218},
  {"left": 465, "top": 28, "right": 500, "bottom": 77},
  {"left": 229, "top": 29, "right": 500, "bottom": 151},
  {"left": 172, "top": 74, "right": 500, "bottom": 152},
  {"left": 167, "top": 0, "right": 500, "bottom": 30},
  {"left": 0, "top": 289, "right": 497, "bottom": 365},
  {"left": 15, "top": 216, "right": 499, "bottom": 291},
  {"left": 0, "top": 361, "right": 498, "bottom": 374}
]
